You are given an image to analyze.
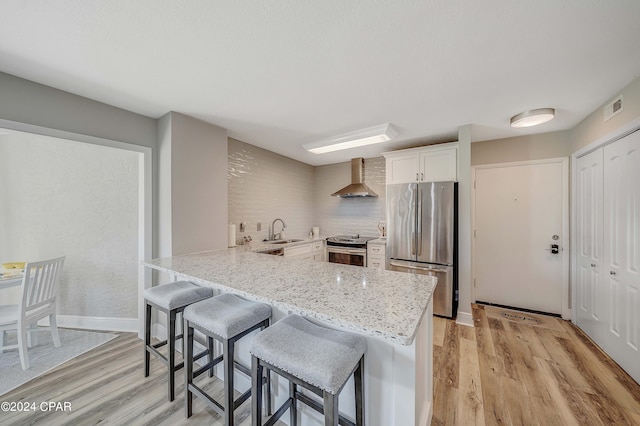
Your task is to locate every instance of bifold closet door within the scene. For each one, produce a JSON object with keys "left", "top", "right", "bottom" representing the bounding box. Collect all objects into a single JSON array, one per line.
[
  {"left": 602, "top": 130, "right": 640, "bottom": 383},
  {"left": 575, "top": 149, "right": 605, "bottom": 343}
]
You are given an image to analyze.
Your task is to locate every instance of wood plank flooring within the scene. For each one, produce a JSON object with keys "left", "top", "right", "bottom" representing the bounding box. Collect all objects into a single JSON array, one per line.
[
  {"left": 0, "top": 333, "right": 281, "bottom": 426},
  {"left": 2, "top": 304, "right": 639, "bottom": 425},
  {"left": 432, "top": 304, "right": 640, "bottom": 426}
]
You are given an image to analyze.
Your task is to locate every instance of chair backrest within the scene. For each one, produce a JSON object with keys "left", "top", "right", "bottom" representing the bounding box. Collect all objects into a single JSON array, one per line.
[{"left": 20, "top": 256, "right": 65, "bottom": 321}]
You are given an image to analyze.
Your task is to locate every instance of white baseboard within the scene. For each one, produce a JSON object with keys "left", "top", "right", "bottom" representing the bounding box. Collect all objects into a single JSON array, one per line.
[
  {"left": 39, "top": 315, "right": 138, "bottom": 333},
  {"left": 455, "top": 311, "right": 474, "bottom": 327}
]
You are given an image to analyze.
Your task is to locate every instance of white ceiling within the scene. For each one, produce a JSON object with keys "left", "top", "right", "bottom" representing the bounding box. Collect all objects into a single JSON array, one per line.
[{"left": 1, "top": 1, "right": 639, "bottom": 166}]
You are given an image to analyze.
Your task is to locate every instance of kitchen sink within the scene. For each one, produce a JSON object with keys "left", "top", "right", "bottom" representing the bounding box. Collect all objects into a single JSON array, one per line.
[{"left": 265, "top": 239, "right": 303, "bottom": 245}]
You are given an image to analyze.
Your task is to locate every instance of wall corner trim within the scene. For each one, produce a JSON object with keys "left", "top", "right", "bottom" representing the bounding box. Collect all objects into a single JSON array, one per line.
[{"left": 455, "top": 311, "right": 474, "bottom": 327}]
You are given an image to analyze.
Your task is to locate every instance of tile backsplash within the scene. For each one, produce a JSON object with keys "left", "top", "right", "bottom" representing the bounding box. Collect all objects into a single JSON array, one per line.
[
  {"left": 314, "top": 157, "right": 386, "bottom": 238},
  {"left": 228, "top": 138, "right": 387, "bottom": 241},
  {"left": 228, "top": 138, "right": 315, "bottom": 242}
]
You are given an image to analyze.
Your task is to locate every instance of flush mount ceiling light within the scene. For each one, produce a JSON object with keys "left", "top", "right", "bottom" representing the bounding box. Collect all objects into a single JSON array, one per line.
[
  {"left": 510, "top": 108, "right": 555, "bottom": 128},
  {"left": 303, "top": 123, "right": 397, "bottom": 154}
]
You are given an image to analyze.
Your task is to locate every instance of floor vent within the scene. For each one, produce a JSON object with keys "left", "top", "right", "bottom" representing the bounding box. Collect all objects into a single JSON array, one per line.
[{"left": 498, "top": 310, "right": 542, "bottom": 325}]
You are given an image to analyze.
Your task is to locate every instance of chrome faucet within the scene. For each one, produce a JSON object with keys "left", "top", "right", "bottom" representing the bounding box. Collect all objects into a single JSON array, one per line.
[{"left": 270, "top": 218, "right": 286, "bottom": 240}]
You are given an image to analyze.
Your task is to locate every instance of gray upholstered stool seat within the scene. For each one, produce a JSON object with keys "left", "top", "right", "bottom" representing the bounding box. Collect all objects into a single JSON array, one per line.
[
  {"left": 183, "top": 293, "right": 272, "bottom": 426},
  {"left": 183, "top": 293, "right": 272, "bottom": 339},
  {"left": 250, "top": 314, "right": 366, "bottom": 426},
  {"left": 144, "top": 280, "right": 214, "bottom": 310},
  {"left": 144, "top": 281, "right": 214, "bottom": 401}
]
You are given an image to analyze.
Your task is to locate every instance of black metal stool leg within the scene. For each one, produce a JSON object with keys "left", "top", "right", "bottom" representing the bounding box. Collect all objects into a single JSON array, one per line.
[
  {"left": 185, "top": 319, "right": 194, "bottom": 418},
  {"left": 251, "top": 356, "right": 262, "bottom": 426},
  {"left": 168, "top": 309, "right": 177, "bottom": 401},
  {"left": 208, "top": 336, "right": 215, "bottom": 378},
  {"left": 144, "top": 303, "right": 151, "bottom": 377},
  {"left": 354, "top": 357, "right": 364, "bottom": 426},
  {"left": 223, "top": 337, "right": 235, "bottom": 426},
  {"left": 265, "top": 368, "right": 272, "bottom": 416},
  {"left": 289, "top": 382, "right": 297, "bottom": 426},
  {"left": 323, "top": 391, "right": 338, "bottom": 426}
]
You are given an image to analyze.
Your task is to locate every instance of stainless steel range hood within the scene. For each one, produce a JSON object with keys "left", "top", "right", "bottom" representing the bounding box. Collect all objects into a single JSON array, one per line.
[{"left": 331, "top": 158, "right": 378, "bottom": 198}]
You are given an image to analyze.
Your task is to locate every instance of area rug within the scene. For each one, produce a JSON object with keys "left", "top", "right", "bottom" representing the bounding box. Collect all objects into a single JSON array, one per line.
[{"left": 0, "top": 328, "right": 117, "bottom": 396}]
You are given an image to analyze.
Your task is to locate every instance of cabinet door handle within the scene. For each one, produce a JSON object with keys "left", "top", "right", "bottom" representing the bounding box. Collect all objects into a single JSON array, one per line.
[
  {"left": 610, "top": 271, "right": 617, "bottom": 276},
  {"left": 421, "top": 172, "right": 424, "bottom": 181},
  {"left": 416, "top": 173, "right": 419, "bottom": 181},
  {"left": 590, "top": 263, "right": 596, "bottom": 268}
]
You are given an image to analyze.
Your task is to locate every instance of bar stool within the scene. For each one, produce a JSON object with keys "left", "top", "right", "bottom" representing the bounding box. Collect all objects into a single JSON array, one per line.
[
  {"left": 144, "top": 281, "right": 214, "bottom": 401},
  {"left": 183, "top": 293, "right": 272, "bottom": 426},
  {"left": 250, "top": 314, "right": 366, "bottom": 426}
]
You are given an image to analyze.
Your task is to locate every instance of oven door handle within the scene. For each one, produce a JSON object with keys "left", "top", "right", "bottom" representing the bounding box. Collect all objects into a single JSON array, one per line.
[{"left": 327, "top": 247, "right": 366, "bottom": 255}]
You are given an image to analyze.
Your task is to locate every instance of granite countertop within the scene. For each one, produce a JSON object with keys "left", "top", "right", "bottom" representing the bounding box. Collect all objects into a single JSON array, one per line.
[{"left": 144, "top": 247, "right": 436, "bottom": 345}]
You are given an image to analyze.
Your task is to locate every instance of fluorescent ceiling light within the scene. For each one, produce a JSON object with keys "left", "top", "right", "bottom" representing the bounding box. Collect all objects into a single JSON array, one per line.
[
  {"left": 510, "top": 108, "right": 555, "bottom": 128},
  {"left": 304, "top": 123, "right": 397, "bottom": 154}
]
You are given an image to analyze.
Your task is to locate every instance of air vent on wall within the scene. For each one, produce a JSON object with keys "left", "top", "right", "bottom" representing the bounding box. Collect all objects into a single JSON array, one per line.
[{"left": 604, "top": 94, "right": 623, "bottom": 122}]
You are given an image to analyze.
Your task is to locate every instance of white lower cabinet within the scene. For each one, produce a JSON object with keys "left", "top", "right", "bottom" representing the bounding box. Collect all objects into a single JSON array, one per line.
[
  {"left": 367, "top": 240, "right": 386, "bottom": 270},
  {"left": 284, "top": 241, "right": 325, "bottom": 262}
]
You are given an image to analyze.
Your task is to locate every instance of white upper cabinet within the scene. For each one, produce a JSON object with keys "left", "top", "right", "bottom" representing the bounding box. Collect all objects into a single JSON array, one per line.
[{"left": 382, "top": 142, "right": 458, "bottom": 184}]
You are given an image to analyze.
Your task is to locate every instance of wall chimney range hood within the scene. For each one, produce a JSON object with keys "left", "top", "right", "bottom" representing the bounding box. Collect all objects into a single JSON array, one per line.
[{"left": 331, "top": 158, "right": 378, "bottom": 198}]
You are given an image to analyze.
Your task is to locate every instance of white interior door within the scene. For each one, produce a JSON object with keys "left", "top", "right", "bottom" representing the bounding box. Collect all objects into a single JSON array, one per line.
[
  {"left": 474, "top": 159, "right": 568, "bottom": 315},
  {"left": 602, "top": 130, "right": 640, "bottom": 382}
]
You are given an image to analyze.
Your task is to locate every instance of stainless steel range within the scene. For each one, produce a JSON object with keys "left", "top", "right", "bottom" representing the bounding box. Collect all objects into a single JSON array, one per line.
[{"left": 326, "top": 235, "right": 378, "bottom": 267}]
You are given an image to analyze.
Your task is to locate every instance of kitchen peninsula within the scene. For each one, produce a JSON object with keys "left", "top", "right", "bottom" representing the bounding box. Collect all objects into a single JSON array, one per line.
[{"left": 144, "top": 245, "right": 436, "bottom": 425}]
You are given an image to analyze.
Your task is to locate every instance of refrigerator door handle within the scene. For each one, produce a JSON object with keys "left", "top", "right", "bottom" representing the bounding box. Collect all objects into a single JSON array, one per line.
[
  {"left": 411, "top": 232, "right": 415, "bottom": 255},
  {"left": 417, "top": 187, "right": 422, "bottom": 256},
  {"left": 411, "top": 185, "right": 417, "bottom": 255},
  {"left": 390, "top": 261, "right": 448, "bottom": 273}
]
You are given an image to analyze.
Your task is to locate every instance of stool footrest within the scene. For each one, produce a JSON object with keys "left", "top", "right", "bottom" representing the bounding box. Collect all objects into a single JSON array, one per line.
[
  {"left": 234, "top": 387, "right": 252, "bottom": 410},
  {"left": 264, "top": 398, "right": 293, "bottom": 426},
  {"left": 296, "top": 391, "right": 355, "bottom": 426},
  {"left": 152, "top": 340, "right": 168, "bottom": 349},
  {"left": 193, "top": 354, "right": 223, "bottom": 379},
  {"left": 188, "top": 383, "right": 224, "bottom": 414},
  {"left": 147, "top": 346, "right": 168, "bottom": 365},
  {"left": 234, "top": 360, "right": 251, "bottom": 377},
  {"left": 193, "top": 348, "right": 208, "bottom": 363}
]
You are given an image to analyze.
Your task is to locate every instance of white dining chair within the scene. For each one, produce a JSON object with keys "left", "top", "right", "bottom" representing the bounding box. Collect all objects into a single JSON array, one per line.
[{"left": 0, "top": 256, "right": 65, "bottom": 370}]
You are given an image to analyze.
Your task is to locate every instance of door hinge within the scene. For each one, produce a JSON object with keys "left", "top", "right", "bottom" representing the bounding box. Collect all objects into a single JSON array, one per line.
[
  {"left": 474, "top": 278, "right": 476, "bottom": 287},
  {"left": 474, "top": 180, "right": 476, "bottom": 189},
  {"left": 474, "top": 229, "right": 476, "bottom": 238}
]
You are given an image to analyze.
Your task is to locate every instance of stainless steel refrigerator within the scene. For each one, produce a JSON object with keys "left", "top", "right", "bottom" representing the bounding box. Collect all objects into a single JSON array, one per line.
[{"left": 386, "top": 181, "right": 457, "bottom": 318}]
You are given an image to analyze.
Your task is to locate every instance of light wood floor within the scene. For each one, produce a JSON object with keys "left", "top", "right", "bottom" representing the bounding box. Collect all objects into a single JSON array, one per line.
[
  {"left": 2, "top": 304, "right": 639, "bottom": 425},
  {"left": 432, "top": 304, "right": 640, "bottom": 426},
  {"left": 0, "top": 332, "right": 279, "bottom": 426}
]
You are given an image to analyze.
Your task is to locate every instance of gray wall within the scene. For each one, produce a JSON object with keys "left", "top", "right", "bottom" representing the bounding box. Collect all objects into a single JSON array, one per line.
[
  {"left": 472, "top": 130, "right": 571, "bottom": 165},
  {"left": 158, "top": 112, "right": 228, "bottom": 256},
  {"left": 0, "top": 72, "right": 156, "bottom": 149},
  {"left": 572, "top": 75, "right": 640, "bottom": 151}
]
